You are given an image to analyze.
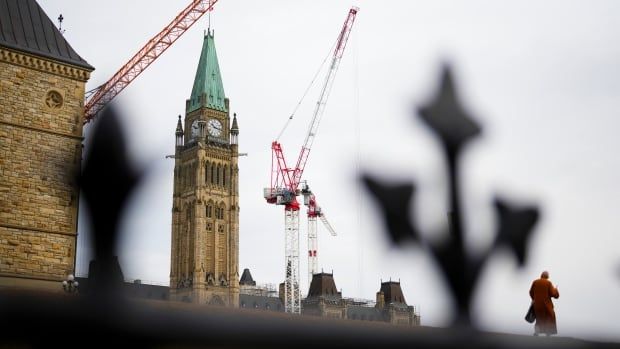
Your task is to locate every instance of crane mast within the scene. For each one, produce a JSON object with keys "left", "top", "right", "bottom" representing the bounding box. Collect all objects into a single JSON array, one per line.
[
  {"left": 83, "top": 0, "right": 219, "bottom": 123},
  {"left": 301, "top": 181, "right": 336, "bottom": 285},
  {"left": 264, "top": 7, "right": 358, "bottom": 314}
]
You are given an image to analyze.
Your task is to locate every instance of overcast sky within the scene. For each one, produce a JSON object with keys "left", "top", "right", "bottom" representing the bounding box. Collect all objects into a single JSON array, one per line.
[{"left": 38, "top": 0, "right": 620, "bottom": 342}]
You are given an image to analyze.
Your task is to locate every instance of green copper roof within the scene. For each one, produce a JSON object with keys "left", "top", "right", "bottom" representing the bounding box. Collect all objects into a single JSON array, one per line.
[{"left": 188, "top": 31, "right": 226, "bottom": 113}]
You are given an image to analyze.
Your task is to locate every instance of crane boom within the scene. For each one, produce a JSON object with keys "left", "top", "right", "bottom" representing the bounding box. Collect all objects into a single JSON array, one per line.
[
  {"left": 264, "top": 8, "right": 359, "bottom": 314},
  {"left": 290, "top": 6, "right": 358, "bottom": 188},
  {"left": 83, "top": 0, "right": 218, "bottom": 123}
]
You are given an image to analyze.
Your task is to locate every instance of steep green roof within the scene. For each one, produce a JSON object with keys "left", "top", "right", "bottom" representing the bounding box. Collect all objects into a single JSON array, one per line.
[{"left": 188, "top": 30, "right": 226, "bottom": 113}]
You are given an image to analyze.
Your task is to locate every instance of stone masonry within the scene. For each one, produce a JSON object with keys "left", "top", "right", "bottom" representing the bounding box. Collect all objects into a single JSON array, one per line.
[{"left": 0, "top": 46, "right": 92, "bottom": 286}]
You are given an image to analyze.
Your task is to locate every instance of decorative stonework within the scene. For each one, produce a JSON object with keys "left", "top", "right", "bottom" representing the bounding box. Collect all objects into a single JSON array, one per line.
[
  {"left": 0, "top": 47, "right": 91, "bottom": 82},
  {"left": 45, "top": 90, "right": 64, "bottom": 109}
]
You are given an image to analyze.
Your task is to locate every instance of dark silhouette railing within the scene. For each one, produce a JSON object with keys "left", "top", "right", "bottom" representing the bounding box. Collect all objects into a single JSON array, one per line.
[
  {"left": 0, "top": 70, "right": 616, "bottom": 348},
  {"left": 363, "top": 65, "right": 540, "bottom": 327}
]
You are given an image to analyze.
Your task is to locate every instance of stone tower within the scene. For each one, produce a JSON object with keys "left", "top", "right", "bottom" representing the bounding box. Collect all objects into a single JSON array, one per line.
[
  {"left": 0, "top": 0, "right": 93, "bottom": 291},
  {"left": 169, "top": 30, "right": 239, "bottom": 307}
]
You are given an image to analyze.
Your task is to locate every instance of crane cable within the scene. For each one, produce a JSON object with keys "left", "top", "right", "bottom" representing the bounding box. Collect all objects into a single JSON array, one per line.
[
  {"left": 275, "top": 39, "right": 338, "bottom": 141},
  {"left": 352, "top": 24, "right": 363, "bottom": 297}
]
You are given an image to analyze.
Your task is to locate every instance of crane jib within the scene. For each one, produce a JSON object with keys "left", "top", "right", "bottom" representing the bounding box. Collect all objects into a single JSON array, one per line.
[
  {"left": 83, "top": 0, "right": 219, "bottom": 123},
  {"left": 265, "top": 7, "right": 358, "bottom": 315}
]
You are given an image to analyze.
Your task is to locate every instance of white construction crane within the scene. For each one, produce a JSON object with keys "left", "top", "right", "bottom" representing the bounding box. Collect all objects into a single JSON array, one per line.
[
  {"left": 264, "top": 7, "right": 359, "bottom": 314},
  {"left": 301, "top": 181, "right": 337, "bottom": 285}
]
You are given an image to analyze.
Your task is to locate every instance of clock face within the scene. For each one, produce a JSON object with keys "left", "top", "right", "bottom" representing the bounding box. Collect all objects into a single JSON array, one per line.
[
  {"left": 207, "top": 119, "right": 222, "bottom": 137},
  {"left": 191, "top": 120, "right": 201, "bottom": 138}
]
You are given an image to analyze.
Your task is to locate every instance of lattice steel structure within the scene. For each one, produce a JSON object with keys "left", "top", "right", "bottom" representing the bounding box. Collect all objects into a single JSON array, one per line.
[
  {"left": 264, "top": 7, "right": 358, "bottom": 314},
  {"left": 83, "top": 0, "right": 218, "bottom": 123}
]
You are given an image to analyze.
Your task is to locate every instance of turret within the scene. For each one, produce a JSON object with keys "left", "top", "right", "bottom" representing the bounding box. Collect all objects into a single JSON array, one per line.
[
  {"left": 230, "top": 113, "right": 239, "bottom": 145},
  {"left": 175, "top": 114, "right": 184, "bottom": 148}
]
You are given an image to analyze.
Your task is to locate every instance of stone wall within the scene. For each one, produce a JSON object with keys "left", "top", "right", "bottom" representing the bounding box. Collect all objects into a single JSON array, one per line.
[{"left": 0, "top": 47, "right": 91, "bottom": 283}]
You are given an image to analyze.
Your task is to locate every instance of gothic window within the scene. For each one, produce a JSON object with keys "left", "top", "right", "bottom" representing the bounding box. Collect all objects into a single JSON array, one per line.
[
  {"left": 215, "top": 203, "right": 225, "bottom": 219},
  {"left": 206, "top": 222, "right": 213, "bottom": 232},
  {"left": 217, "top": 223, "right": 225, "bottom": 234},
  {"left": 205, "top": 161, "right": 210, "bottom": 185},
  {"left": 211, "top": 164, "right": 216, "bottom": 185},
  {"left": 206, "top": 203, "right": 213, "bottom": 218},
  {"left": 216, "top": 164, "right": 221, "bottom": 187}
]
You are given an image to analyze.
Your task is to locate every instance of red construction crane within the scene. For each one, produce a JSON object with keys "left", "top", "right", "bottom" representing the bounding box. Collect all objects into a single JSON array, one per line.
[
  {"left": 83, "top": 0, "right": 219, "bottom": 123},
  {"left": 301, "top": 181, "right": 336, "bottom": 285},
  {"left": 264, "top": 7, "right": 358, "bottom": 314}
]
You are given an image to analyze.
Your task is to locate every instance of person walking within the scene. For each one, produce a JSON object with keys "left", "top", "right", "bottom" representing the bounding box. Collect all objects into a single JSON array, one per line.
[{"left": 529, "top": 270, "right": 560, "bottom": 336}]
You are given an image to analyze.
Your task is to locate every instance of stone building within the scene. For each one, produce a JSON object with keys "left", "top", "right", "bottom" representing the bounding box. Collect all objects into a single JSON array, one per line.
[
  {"left": 302, "top": 273, "right": 420, "bottom": 326},
  {"left": 0, "top": 0, "right": 93, "bottom": 291},
  {"left": 169, "top": 30, "right": 240, "bottom": 306},
  {"left": 302, "top": 272, "right": 347, "bottom": 319}
]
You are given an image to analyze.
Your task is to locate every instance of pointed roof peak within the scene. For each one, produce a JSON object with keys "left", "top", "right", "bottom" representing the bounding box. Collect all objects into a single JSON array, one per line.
[
  {"left": 239, "top": 268, "right": 256, "bottom": 286},
  {"left": 188, "top": 31, "right": 226, "bottom": 113},
  {"left": 231, "top": 113, "right": 239, "bottom": 131},
  {"left": 175, "top": 114, "right": 183, "bottom": 134}
]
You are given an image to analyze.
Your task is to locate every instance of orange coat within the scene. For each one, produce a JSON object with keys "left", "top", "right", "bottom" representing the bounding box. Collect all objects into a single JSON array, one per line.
[{"left": 529, "top": 278, "right": 559, "bottom": 334}]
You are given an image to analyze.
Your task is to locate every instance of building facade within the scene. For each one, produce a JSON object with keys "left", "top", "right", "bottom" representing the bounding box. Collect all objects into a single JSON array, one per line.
[
  {"left": 169, "top": 30, "right": 240, "bottom": 307},
  {"left": 302, "top": 273, "right": 420, "bottom": 326},
  {"left": 0, "top": 0, "right": 93, "bottom": 291}
]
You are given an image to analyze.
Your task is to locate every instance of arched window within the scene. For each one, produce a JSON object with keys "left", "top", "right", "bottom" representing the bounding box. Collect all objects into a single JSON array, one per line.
[
  {"left": 223, "top": 165, "right": 228, "bottom": 189},
  {"left": 217, "top": 203, "right": 225, "bottom": 219},
  {"left": 216, "top": 164, "right": 221, "bottom": 187},
  {"left": 206, "top": 203, "right": 213, "bottom": 218},
  {"left": 211, "top": 164, "right": 216, "bottom": 185},
  {"left": 205, "top": 161, "right": 210, "bottom": 185}
]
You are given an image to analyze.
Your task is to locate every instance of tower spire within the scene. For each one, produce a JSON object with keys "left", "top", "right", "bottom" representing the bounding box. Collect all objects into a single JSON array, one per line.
[
  {"left": 188, "top": 30, "right": 226, "bottom": 113},
  {"left": 175, "top": 114, "right": 183, "bottom": 147},
  {"left": 231, "top": 113, "right": 239, "bottom": 145}
]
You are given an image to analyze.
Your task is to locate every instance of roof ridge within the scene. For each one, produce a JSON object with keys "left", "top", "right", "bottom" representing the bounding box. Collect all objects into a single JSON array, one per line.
[{"left": 0, "top": 0, "right": 93, "bottom": 70}]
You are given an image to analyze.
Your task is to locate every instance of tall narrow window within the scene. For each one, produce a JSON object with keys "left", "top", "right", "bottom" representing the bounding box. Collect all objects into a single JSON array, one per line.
[
  {"left": 223, "top": 165, "right": 227, "bottom": 189},
  {"left": 205, "top": 161, "right": 210, "bottom": 185}
]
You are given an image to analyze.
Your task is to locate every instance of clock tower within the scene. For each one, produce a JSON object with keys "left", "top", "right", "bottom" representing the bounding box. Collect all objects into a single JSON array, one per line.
[{"left": 170, "top": 30, "right": 240, "bottom": 307}]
